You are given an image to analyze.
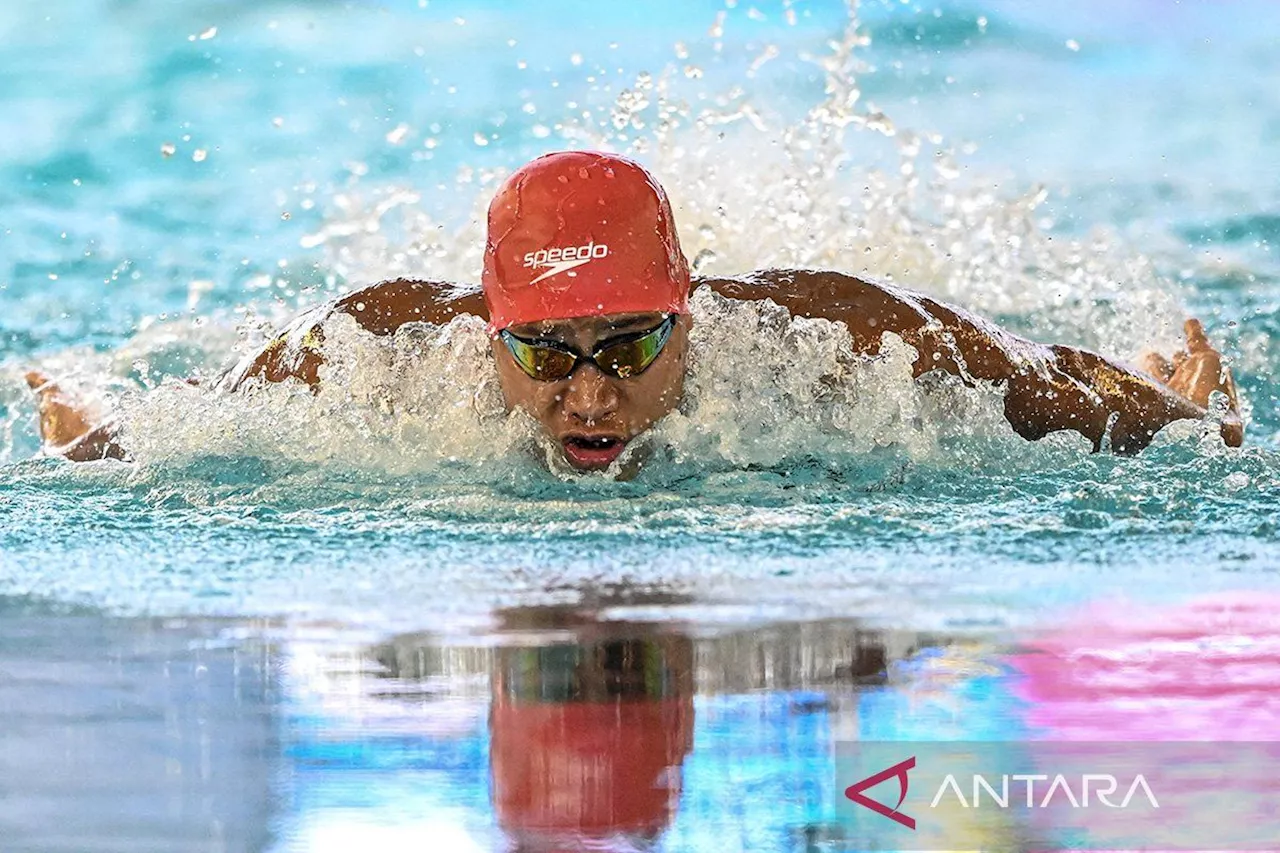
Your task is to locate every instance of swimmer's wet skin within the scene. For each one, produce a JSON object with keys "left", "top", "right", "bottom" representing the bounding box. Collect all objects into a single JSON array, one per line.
[{"left": 29, "top": 150, "right": 1244, "bottom": 470}]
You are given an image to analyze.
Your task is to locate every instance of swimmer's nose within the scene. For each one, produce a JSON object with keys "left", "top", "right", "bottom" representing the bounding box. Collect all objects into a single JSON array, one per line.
[{"left": 562, "top": 364, "right": 620, "bottom": 425}]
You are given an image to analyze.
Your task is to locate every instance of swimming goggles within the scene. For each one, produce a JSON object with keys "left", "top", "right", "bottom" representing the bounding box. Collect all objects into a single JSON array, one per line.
[{"left": 499, "top": 314, "right": 676, "bottom": 382}]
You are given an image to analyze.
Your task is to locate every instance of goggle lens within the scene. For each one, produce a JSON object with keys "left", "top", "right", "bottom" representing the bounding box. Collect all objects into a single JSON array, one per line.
[
  {"left": 595, "top": 321, "right": 671, "bottom": 379},
  {"left": 505, "top": 337, "right": 578, "bottom": 381},
  {"left": 501, "top": 316, "right": 675, "bottom": 382}
]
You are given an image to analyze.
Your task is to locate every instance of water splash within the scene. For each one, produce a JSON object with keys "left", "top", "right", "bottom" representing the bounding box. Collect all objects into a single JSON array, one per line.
[
  {"left": 307, "top": 0, "right": 1189, "bottom": 362},
  {"left": 116, "top": 291, "right": 1044, "bottom": 480},
  {"left": 0, "top": 0, "right": 1249, "bottom": 480}
]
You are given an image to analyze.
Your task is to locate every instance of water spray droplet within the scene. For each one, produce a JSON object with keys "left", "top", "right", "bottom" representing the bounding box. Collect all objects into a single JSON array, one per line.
[
  {"left": 748, "top": 44, "right": 780, "bottom": 76},
  {"left": 708, "top": 11, "right": 726, "bottom": 38},
  {"left": 385, "top": 123, "right": 410, "bottom": 145},
  {"left": 692, "top": 248, "right": 718, "bottom": 272}
]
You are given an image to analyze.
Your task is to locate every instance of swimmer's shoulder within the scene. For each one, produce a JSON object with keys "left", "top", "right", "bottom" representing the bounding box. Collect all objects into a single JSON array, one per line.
[
  {"left": 693, "top": 267, "right": 934, "bottom": 334},
  {"left": 218, "top": 279, "right": 486, "bottom": 393},
  {"left": 695, "top": 266, "right": 914, "bottom": 302},
  {"left": 334, "top": 278, "right": 488, "bottom": 335}
]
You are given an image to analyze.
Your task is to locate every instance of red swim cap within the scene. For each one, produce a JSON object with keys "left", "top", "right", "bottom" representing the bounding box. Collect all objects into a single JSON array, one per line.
[{"left": 482, "top": 151, "right": 690, "bottom": 331}]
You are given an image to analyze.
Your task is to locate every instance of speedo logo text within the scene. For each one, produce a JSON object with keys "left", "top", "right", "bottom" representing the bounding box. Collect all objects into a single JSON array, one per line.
[{"left": 522, "top": 241, "right": 609, "bottom": 284}]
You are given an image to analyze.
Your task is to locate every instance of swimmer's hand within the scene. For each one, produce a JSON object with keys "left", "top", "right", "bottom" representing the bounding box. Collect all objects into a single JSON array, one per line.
[
  {"left": 1138, "top": 319, "right": 1243, "bottom": 447},
  {"left": 24, "top": 371, "right": 126, "bottom": 461}
]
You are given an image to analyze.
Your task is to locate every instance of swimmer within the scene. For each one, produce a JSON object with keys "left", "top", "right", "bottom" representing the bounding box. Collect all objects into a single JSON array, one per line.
[{"left": 27, "top": 150, "right": 1243, "bottom": 470}]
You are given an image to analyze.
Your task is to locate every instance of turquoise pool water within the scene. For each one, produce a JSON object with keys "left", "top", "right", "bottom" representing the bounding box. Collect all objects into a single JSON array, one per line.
[{"left": 1, "top": 1, "right": 1278, "bottom": 850}]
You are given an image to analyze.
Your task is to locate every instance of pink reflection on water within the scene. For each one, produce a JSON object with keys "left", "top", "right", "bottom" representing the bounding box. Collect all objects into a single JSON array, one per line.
[
  {"left": 1011, "top": 593, "right": 1280, "bottom": 741},
  {"left": 1010, "top": 593, "right": 1280, "bottom": 853}
]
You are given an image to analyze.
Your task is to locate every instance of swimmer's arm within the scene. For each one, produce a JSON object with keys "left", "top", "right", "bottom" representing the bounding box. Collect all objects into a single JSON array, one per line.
[
  {"left": 894, "top": 285, "right": 1244, "bottom": 452},
  {"left": 219, "top": 279, "right": 486, "bottom": 392},
  {"left": 701, "top": 269, "right": 1242, "bottom": 453},
  {"left": 29, "top": 280, "right": 485, "bottom": 461}
]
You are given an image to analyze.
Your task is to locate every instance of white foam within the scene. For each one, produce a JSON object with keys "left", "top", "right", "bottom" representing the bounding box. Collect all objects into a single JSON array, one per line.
[{"left": 113, "top": 286, "right": 1098, "bottom": 481}]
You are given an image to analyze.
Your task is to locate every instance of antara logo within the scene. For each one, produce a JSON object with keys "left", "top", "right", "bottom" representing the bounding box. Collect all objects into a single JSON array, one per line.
[
  {"left": 522, "top": 241, "right": 610, "bottom": 284},
  {"left": 845, "top": 756, "right": 917, "bottom": 830},
  {"left": 845, "top": 756, "right": 1161, "bottom": 831}
]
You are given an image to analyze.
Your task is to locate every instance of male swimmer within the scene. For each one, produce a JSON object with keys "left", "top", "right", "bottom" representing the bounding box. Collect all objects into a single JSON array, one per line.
[{"left": 28, "top": 150, "right": 1243, "bottom": 470}]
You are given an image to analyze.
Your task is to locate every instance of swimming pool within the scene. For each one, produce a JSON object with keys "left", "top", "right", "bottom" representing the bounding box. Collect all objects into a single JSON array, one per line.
[{"left": 1, "top": 1, "right": 1277, "bottom": 849}]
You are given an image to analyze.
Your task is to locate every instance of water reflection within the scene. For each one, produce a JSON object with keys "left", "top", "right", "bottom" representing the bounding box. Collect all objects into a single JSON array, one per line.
[
  {"left": 4, "top": 593, "right": 1277, "bottom": 851},
  {"left": 487, "top": 616, "right": 694, "bottom": 849},
  {"left": 280, "top": 596, "right": 976, "bottom": 852},
  {"left": 0, "top": 600, "right": 279, "bottom": 853}
]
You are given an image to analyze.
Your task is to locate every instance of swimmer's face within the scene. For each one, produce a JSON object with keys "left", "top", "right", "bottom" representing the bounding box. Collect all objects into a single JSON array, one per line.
[{"left": 491, "top": 312, "right": 692, "bottom": 473}]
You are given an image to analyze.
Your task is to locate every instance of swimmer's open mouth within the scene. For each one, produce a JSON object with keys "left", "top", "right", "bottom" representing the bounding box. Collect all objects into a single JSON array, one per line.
[
  {"left": 561, "top": 434, "right": 627, "bottom": 469},
  {"left": 568, "top": 436, "right": 619, "bottom": 450}
]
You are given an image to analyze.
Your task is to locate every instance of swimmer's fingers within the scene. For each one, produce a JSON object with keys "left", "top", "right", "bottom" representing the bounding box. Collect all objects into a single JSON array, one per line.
[
  {"left": 1169, "top": 347, "right": 1226, "bottom": 402},
  {"left": 1181, "top": 318, "right": 1240, "bottom": 409},
  {"left": 1184, "top": 318, "right": 1213, "bottom": 354},
  {"left": 1165, "top": 320, "right": 1245, "bottom": 445},
  {"left": 24, "top": 370, "right": 52, "bottom": 392}
]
